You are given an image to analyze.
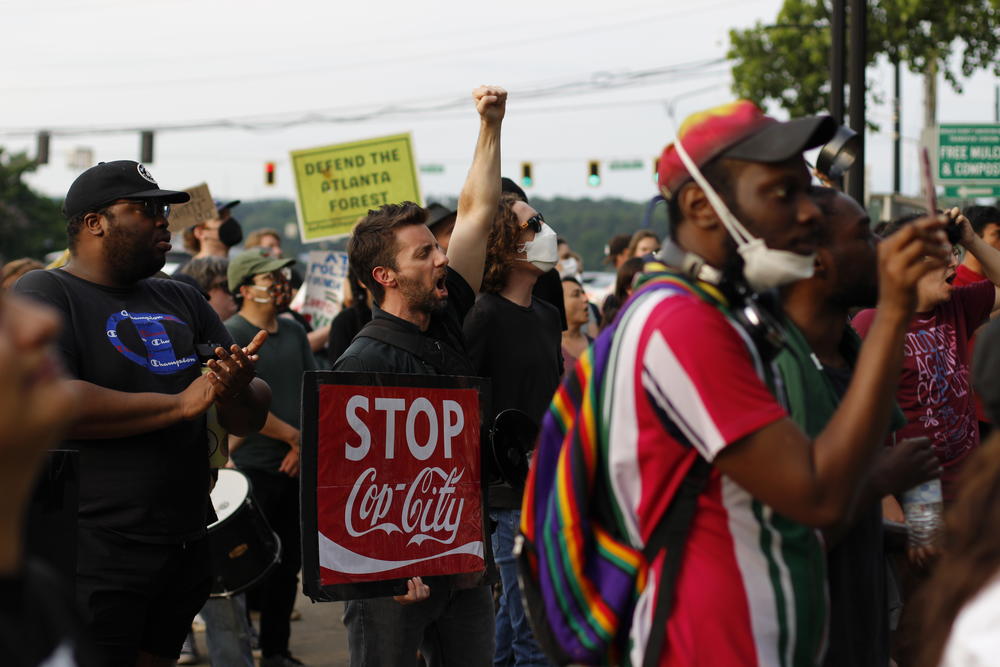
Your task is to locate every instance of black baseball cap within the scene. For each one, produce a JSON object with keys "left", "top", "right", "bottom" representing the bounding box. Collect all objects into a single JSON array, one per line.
[
  {"left": 657, "top": 101, "right": 837, "bottom": 197},
  {"left": 501, "top": 177, "right": 529, "bottom": 204},
  {"left": 63, "top": 160, "right": 190, "bottom": 219},
  {"left": 214, "top": 199, "right": 241, "bottom": 212},
  {"left": 425, "top": 202, "right": 456, "bottom": 231}
]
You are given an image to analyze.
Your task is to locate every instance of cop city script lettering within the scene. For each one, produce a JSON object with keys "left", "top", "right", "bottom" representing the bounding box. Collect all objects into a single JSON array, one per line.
[{"left": 342, "top": 395, "right": 467, "bottom": 548}]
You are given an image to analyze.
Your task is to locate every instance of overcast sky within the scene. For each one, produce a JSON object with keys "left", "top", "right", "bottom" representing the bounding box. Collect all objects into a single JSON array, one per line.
[{"left": 3, "top": 0, "right": 998, "bottom": 215}]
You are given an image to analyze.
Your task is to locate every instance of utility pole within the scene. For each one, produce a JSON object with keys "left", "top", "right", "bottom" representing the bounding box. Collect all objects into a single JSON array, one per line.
[
  {"left": 893, "top": 61, "right": 902, "bottom": 194},
  {"left": 830, "top": 0, "right": 846, "bottom": 124},
  {"left": 846, "top": 0, "right": 867, "bottom": 204}
]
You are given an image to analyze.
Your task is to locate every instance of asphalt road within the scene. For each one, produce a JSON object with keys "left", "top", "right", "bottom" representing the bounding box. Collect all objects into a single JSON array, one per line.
[{"left": 187, "top": 586, "right": 351, "bottom": 666}]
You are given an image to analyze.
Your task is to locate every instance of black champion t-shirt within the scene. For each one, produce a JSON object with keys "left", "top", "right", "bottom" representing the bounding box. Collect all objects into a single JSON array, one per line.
[{"left": 15, "top": 269, "right": 235, "bottom": 542}]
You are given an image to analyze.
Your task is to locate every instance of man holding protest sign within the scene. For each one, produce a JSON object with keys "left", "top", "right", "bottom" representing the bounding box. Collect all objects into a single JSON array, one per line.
[{"left": 331, "top": 85, "right": 506, "bottom": 666}]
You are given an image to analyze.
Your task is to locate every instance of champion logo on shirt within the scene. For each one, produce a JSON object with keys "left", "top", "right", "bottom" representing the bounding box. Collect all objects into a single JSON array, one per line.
[{"left": 105, "top": 309, "right": 197, "bottom": 374}]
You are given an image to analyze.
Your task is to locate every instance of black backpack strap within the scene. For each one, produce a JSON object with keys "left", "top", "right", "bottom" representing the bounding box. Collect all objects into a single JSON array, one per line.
[
  {"left": 353, "top": 318, "right": 443, "bottom": 374},
  {"left": 640, "top": 455, "right": 712, "bottom": 667}
]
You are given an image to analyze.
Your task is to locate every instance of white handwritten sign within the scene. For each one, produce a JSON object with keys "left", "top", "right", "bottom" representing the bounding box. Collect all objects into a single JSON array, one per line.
[{"left": 290, "top": 250, "right": 349, "bottom": 330}]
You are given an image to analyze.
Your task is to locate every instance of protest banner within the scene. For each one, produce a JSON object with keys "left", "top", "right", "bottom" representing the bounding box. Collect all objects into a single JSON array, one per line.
[
  {"left": 290, "top": 133, "right": 422, "bottom": 243},
  {"left": 167, "top": 183, "right": 216, "bottom": 233},
  {"left": 288, "top": 250, "right": 349, "bottom": 330},
  {"left": 300, "top": 371, "right": 492, "bottom": 601}
]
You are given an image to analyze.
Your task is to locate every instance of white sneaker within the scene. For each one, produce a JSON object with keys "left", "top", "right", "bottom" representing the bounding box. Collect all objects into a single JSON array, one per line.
[{"left": 177, "top": 632, "right": 200, "bottom": 665}]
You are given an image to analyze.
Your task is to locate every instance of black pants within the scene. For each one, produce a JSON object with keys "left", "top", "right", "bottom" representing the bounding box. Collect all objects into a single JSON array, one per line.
[
  {"left": 75, "top": 527, "right": 210, "bottom": 666},
  {"left": 243, "top": 469, "right": 301, "bottom": 658}
]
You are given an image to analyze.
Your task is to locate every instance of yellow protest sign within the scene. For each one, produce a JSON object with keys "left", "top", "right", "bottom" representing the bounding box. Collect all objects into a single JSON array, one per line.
[{"left": 290, "top": 133, "right": 422, "bottom": 242}]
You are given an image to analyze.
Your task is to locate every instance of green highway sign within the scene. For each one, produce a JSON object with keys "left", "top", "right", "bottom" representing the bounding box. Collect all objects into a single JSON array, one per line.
[
  {"left": 609, "top": 160, "right": 644, "bottom": 170},
  {"left": 937, "top": 124, "right": 1000, "bottom": 182},
  {"left": 942, "top": 184, "right": 1000, "bottom": 198}
]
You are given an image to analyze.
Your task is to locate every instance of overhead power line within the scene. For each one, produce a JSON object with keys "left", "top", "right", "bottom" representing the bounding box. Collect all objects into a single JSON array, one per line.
[{"left": 0, "top": 60, "right": 729, "bottom": 138}]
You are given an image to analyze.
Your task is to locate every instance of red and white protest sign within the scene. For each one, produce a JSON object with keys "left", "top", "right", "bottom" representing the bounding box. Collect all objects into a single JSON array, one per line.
[{"left": 301, "top": 372, "right": 490, "bottom": 600}]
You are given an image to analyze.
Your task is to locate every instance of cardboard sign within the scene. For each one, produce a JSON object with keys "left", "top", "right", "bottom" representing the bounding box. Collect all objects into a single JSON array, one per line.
[
  {"left": 167, "top": 183, "right": 217, "bottom": 233},
  {"left": 290, "top": 133, "right": 422, "bottom": 243},
  {"left": 289, "top": 250, "right": 349, "bottom": 330},
  {"left": 301, "top": 372, "right": 492, "bottom": 601}
]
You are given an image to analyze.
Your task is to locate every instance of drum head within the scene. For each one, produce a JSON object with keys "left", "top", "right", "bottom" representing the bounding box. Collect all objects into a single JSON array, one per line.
[{"left": 209, "top": 468, "right": 250, "bottom": 528}]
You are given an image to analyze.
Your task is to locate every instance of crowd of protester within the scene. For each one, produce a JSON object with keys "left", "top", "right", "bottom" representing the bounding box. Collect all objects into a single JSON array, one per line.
[{"left": 5, "top": 85, "right": 1000, "bottom": 667}]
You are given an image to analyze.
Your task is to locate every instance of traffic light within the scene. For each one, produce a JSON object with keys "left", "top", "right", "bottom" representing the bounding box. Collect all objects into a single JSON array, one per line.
[
  {"left": 588, "top": 160, "right": 601, "bottom": 187},
  {"left": 140, "top": 130, "right": 154, "bottom": 163},
  {"left": 265, "top": 161, "right": 275, "bottom": 185},
  {"left": 520, "top": 162, "right": 533, "bottom": 187},
  {"left": 36, "top": 131, "right": 50, "bottom": 165}
]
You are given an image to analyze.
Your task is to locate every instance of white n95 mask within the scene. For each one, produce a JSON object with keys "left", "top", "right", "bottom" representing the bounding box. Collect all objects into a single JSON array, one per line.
[
  {"left": 667, "top": 116, "right": 816, "bottom": 291},
  {"left": 520, "top": 223, "right": 559, "bottom": 273}
]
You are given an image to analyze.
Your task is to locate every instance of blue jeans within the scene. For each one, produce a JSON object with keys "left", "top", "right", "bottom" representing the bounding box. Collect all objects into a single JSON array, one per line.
[
  {"left": 344, "top": 584, "right": 494, "bottom": 666},
  {"left": 200, "top": 594, "right": 255, "bottom": 667},
  {"left": 490, "top": 509, "right": 551, "bottom": 667}
]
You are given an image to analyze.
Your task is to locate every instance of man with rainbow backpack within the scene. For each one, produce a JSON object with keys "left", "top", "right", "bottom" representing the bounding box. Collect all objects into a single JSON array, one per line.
[{"left": 518, "top": 101, "right": 952, "bottom": 666}]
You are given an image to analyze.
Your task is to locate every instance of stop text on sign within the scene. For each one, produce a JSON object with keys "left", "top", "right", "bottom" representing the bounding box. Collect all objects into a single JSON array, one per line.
[{"left": 344, "top": 396, "right": 465, "bottom": 461}]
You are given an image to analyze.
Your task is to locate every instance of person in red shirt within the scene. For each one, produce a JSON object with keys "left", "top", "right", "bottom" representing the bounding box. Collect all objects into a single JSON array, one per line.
[
  {"left": 954, "top": 205, "right": 1000, "bottom": 286},
  {"left": 951, "top": 205, "right": 1000, "bottom": 437},
  {"left": 853, "top": 209, "right": 1000, "bottom": 503}
]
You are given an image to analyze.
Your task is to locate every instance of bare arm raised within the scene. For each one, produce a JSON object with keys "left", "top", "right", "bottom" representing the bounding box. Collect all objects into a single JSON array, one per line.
[
  {"left": 446, "top": 85, "right": 506, "bottom": 293},
  {"left": 952, "top": 207, "right": 1000, "bottom": 311},
  {"left": 714, "top": 217, "right": 949, "bottom": 527}
]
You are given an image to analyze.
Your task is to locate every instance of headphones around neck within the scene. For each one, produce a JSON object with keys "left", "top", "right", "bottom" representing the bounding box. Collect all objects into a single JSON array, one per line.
[{"left": 656, "top": 240, "right": 787, "bottom": 362}]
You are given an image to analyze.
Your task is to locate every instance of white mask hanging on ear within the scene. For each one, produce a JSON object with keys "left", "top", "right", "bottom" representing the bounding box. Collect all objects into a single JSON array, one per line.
[{"left": 665, "top": 112, "right": 816, "bottom": 291}]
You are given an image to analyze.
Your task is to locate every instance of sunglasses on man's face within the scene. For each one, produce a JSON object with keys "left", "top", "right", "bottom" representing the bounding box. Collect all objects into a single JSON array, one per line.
[
  {"left": 519, "top": 213, "right": 544, "bottom": 233},
  {"left": 105, "top": 199, "right": 171, "bottom": 221}
]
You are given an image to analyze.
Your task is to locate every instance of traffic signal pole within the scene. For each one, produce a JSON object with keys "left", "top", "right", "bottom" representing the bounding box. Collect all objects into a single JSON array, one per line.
[{"left": 847, "top": 0, "right": 866, "bottom": 205}]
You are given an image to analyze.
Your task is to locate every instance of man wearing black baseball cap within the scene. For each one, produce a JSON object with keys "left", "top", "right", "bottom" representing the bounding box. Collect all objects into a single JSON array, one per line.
[{"left": 15, "top": 160, "right": 272, "bottom": 666}]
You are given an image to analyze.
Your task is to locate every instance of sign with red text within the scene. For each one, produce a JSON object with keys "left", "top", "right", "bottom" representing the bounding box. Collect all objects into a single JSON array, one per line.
[{"left": 300, "top": 371, "right": 492, "bottom": 601}]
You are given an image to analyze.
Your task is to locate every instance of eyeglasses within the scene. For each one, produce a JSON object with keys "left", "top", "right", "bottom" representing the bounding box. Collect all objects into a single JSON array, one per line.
[
  {"left": 103, "top": 199, "right": 171, "bottom": 220},
  {"left": 249, "top": 269, "right": 291, "bottom": 290}
]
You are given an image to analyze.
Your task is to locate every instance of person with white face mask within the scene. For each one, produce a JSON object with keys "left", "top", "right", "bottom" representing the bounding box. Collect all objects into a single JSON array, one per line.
[
  {"left": 567, "top": 100, "right": 952, "bottom": 666},
  {"left": 463, "top": 193, "right": 564, "bottom": 667},
  {"left": 224, "top": 248, "right": 316, "bottom": 667}
]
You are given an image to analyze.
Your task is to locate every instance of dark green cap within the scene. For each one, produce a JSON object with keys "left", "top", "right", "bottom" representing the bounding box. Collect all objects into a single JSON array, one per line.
[{"left": 227, "top": 247, "right": 295, "bottom": 292}]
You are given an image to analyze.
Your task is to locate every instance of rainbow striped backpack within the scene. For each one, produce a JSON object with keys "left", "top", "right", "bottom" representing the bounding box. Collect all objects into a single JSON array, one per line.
[{"left": 516, "top": 271, "right": 713, "bottom": 667}]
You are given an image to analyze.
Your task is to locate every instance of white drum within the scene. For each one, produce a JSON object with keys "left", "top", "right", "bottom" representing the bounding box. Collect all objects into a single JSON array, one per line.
[{"left": 207, "top": 469, "right": 282, "bottom": 597}]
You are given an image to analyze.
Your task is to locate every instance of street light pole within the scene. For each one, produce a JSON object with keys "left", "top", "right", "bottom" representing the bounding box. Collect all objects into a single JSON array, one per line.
[
  {"left": 894, "top": 60, "right": 902, "bottom": 194},
  {"left": 847, "top": 0, "right": 866, "bottom": 204},
  {"left": 830, "top": 0, "right": 846, "bottom": 125}
]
